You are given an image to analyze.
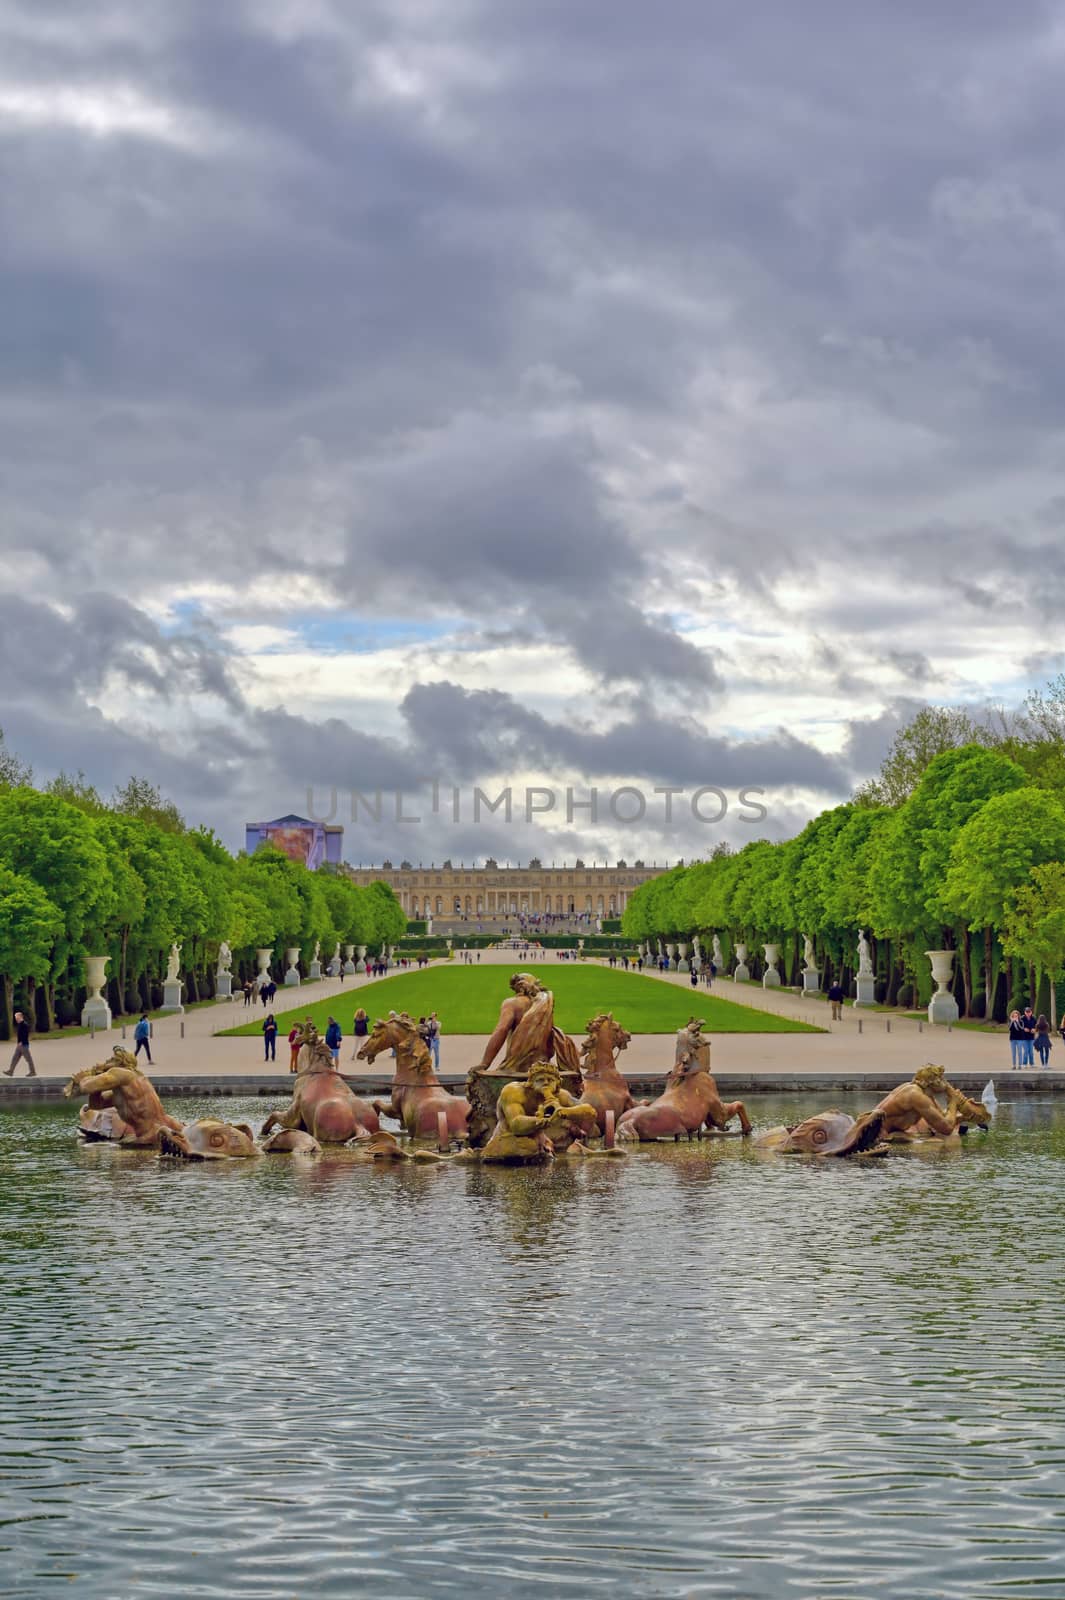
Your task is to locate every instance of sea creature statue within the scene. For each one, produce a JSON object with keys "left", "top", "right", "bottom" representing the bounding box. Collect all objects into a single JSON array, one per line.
[
  {"left": 617, "top": 1018, "right": 752, "bottom": 1141},
  {"left": 64, "top": 1048, "right": 184, "bottom": 1147},
  {"left": 160, "top": 1119, "right": 260, "bottom": 1159},
  {"left": 481, "top": 1061, "right": 599, "bottom": 1163},
  {"left": 757, "top": 1065, "right": 991, "bottom": 1157},
  {"left": 260, "top": 1023, "right": 380, "bottom": 1144},
  {"left": 754, "top": 1110, "right": 885, "bottom": 1157},
  {"left": 579, "top": 1012, "right": 634, "bottom": 1134},
  {"left": 358, "top": 1011, "right": 470, "bottom": 1143}
]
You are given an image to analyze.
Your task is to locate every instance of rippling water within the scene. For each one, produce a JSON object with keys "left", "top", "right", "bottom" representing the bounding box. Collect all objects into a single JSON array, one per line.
[{"left": 1, "top": 1093, "right": 1063, "bottom": 1598}]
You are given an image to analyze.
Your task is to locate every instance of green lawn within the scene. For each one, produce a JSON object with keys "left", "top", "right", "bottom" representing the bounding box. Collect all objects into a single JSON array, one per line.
[{"left": 218, "top": 964, "right": 822, "bottom": 1038}]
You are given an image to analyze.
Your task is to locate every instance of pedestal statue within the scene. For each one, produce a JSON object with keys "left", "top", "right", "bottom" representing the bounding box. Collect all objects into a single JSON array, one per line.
[
  {"left": 162, "top": 941, "right": 184, "bottom": 1014},
  {"left": 712, "top": 934, "right": 724, "bottom": 970},
  {"left": 855, "top": 928, "right": 876, "bottom": 1007},
  {"left": 801, "top": 933, "right": 819, "bottom": 994},
  {"left": 81, "top": 955, "right": 112, "bottom": 1031},
  {"left": 215, "top": 939, "right": 233, "bottom": 1000},
  {"left": 309, "top": 938, "right": 322, "bottom": 981},
  {"left": 925, "top": 949, "right": 959, "bottom": 1024},
  {"left": 328, "top": 941, "right": 342, "bottom": 978}
]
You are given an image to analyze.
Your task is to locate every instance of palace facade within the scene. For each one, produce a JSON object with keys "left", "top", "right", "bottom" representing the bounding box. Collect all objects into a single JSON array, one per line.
[{"left": 344, "top": 858, "right": 664, "bottom": 921}]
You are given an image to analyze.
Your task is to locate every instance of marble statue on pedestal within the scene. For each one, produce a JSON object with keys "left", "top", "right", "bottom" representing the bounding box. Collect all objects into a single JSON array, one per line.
[
  {"left": 855, "top": 929, "right": 876, "bottom": 1007},
  {"left": 162, "top": 941, "right": 184, "bottom": 1014},
  {"left": 215, "top": 939, "right": 233, "bottom": 1000}
]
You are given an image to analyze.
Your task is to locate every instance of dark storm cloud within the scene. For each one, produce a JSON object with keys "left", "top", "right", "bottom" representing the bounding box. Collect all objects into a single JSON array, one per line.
[
  {"left": 3, "top": 0, "right": 1065, "bottom": 835},
  {"left": 399, "top": 681, "right": 846, "bottom": 791}
]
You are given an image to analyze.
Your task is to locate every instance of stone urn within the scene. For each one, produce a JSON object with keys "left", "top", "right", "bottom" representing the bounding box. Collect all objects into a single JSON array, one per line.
[
  {"left": 677, "top": 940, "right": 689, "bottom": 972},
  {"left": 734, "top": 942, "right": 750, "bottom": 983},
  {"left": 81, "top": 954, "right": 112, "bottom": 1031},
  {"left": 284, "top": 947, "right": 301, "bottom": 987},
  {"left": 256, "top": 948, "right": 273, "bottom": 980},
  {"left": 344, "top": 943, "right": 357, "bottom": 975},
  {"left": 762, "top": 943, "right": 781, "bottom": 988},
  {"left": 925, "top": 948, "right": 959, "bottom": 1024}
]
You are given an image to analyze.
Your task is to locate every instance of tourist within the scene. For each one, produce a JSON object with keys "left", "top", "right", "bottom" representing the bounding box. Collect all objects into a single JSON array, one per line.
[
  {"left": 133, "top": 1012, "right": 153, "bottom": 1064},
  {"left": 417, "top": 1014, "right": 431, "bottom": 1042},
  {"left": 689, "top": 962, "right": 699, "bottom": 989},
  {"left": 287, "top": 1022, "right": 302, "bottom": 1073},
  {"left": 262, "top": 1012, "right": 278, "bottom": 1062},
  {"left": 827, "top": 980, "right": 844, "bottom": 1022},
  {"left": 1008, "top": 1010, "right": 1026, "bottom": 1068},
  {"left": 351, "top": 1007, "right": 369, "bottom": 1059},
  {"left": 1034, "top": 1013, "right": 1053, "bottom": 1068},
  {"left": 243, "top": 980, "right": 254, "bottom": 1007},
  {"left": 325, "top": 1015, "right": 342, "bottom": 1066},
  {"left": 429, "top": 1012, "right": 441, "bottom": 1068},
  {"left": 4, "top": 1010, "right": 36, "bottom": 1077},
  {"left": 1021, "top": 1005, "right": 1037, "bottom": 1066}
]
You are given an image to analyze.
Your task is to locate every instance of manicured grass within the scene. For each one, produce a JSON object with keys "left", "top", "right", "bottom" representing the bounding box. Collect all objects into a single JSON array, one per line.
[{"left": 218, "top": 964, "right": 822, "bottom": 1038}]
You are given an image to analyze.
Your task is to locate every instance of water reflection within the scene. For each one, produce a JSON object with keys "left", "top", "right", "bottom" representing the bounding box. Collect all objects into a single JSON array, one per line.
[{"left": 0, "top": 1092, "right": 1062, "bottom": 1599}]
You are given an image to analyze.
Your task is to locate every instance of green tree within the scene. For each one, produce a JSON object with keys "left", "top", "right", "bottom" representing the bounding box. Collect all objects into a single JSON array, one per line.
[
  {"left": 0, "top": 789, "right": 115, "bottom": 1027},
  {"left": 943, "top": 787, "right": 1065, "bottom": 1016},
  {"left": 1003, "top": 862, "right": 1065, "bottom": 1028},
  {"left": 0, "top": 865, "right": 62, "bottom": 1031},
  {"left": 854, "top": 706, "right": 985, "bottom": 807}
]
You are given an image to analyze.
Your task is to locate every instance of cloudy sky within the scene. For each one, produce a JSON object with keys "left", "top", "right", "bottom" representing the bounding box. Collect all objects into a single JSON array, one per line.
[{"left": 2, "top": 0, "right": 1061, "bottom": 864}]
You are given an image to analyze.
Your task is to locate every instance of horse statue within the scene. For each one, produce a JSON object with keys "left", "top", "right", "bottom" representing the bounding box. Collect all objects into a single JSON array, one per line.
[
  {"left": 357, "top": 1012, "right": 470, "bottom": 1145},
  {"left": 617, "top": 1018, "right": 752, "bottom": 1141},
  {"left": 261, "top": 1024, "right": 380, "bottom": 1145},
  {"left": 579, "top": 1012, "right": 634, "bottom": 1137}
]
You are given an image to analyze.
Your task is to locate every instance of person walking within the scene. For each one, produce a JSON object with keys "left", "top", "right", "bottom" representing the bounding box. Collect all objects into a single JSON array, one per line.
[
  {"left": 4, "top": 1010, "right": 36, "bottom": 1077},
  {"left": 325, "top": 1015, "right": 342, "bottom": 1066},
  {"left": 428, "top": 1012, "right": 441, "bottom": 1069},
  {"left": 350, "top": 1007, "right": 370, "bottom": 1059},
  {"left": 1020, "top": 1005, "right": 1037, "bottom": 1066},
  {"left": 262, "top": 1012, "right": 278, "bottom": 1062},
  {"left": 827, "top": 980, "right": 844, "bottom": 1022},
  {"left": 1008, "top": 1010, "right": 1026, "bottom": 1069},
  {"left": 243, "top": 980, "right": 253, "bottom": 1007},
  {"left": 133, "top": 1012, "right": 153, "bottom": 1064},
  {"left": 1034, "top": 1013, "right": 1053, "bottom": 1068},
  {"left": 689, "top": 962, "right": 699, "bottom": 989},
  {"left": 287, "top": 1022, "right": 302, "bottom": 1073}
]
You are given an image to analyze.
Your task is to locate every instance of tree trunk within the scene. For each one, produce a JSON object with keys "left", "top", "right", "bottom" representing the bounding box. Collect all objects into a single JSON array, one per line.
[
  {"left": 984, "top": 926, "right": 993, "bottom": 1021},
  {"left": 960, "top": 927, "right": 972, "bottom": 1018},
  {"left": 119, "top": 928, "right": 129, "bottom": 1014},
  {"left": 1, "top": 975, "right": 11, "bottom": 1040}
]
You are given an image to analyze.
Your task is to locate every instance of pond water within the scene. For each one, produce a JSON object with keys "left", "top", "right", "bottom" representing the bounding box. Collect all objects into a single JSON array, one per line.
[{"left": 1, "top": 1093, "right": 1063, "bottom": 1599}]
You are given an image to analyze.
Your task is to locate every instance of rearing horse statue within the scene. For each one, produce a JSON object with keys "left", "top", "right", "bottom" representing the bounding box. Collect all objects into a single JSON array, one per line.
[
  {"left": 579, "top": 1012, "right": 634, "bottom": 1135},
  {"left": 358, "top": 1013, "right": 470, "bottom": 1144}
]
